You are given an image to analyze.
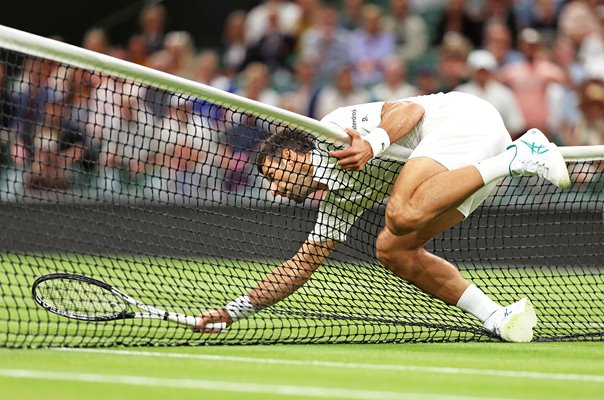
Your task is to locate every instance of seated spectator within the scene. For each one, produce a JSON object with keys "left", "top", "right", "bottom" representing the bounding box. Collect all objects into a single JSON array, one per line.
[
  {"left": 139, "top": 2, "right": 167, "bottom": 55},
  {"left": 340, "top": 0, "right": 365, "bottom": 31},
  {"left": 455, "top": 49, "right": 525, "bottom": 137},
  {"left": 27, "top": 98, "right": 85, "bottom": 190},
  {"left": 348, "top": 4, "right": 396, "bottom": 87},
  {"left": 82, "top": 28, "right": 110, "bottom": 55},
  {"left": 313, "top": 65, "right": 371, "bottom": 119},
  {"left": 559, "top": 0, "right": 604, "bottom": 70},
  {"left": 220, "top": 10, "right": 248, "bottom": 79},
  {"left": 437, "top": 31, "right": 472, "bottom": 92},
  {"left": 164, "top": 31, "right": 196, "bottom": 79},
  {"left": 370, "top": 57, "right": 419, "bottom": 101},
  {"left": 415, "top": 65, "right": 441, "bottom": 96},
  {"left": 516, "top": 0, "right": 561, "bottom": 46},
  {"left": 499, "top": 28, "right": 566, "bottom": 135},
  {"left": 383, "top": 0, "right": 429, "bottom": 65},
  {"left": 243, "top": 4, "right": 296, "bottom": 77},
  {"left": 299, "top": 4, "right": 351, "bottom": 85},
  {"left": 235, "top": 62, "right": 281, "bottom": 106},
  {"left": 127, "top": 34, "right": 149, "bottom": 66},
  {"left": 484, "top": 21, "right": 524, "bottom": 67},
  {"left": 281, "top": 59, "right": 318, "bottom": 116},
  {"left": 560, "top": 79, "right": 604, "bottom": 146},
  {"left": 193, "top": 50, "right": 231, "bottom": 91},
  {"left": 293, "top": 0, "right": 323, "bottom": 44},
  {"left": 224, "top": 63, "right": 280, "bottom": 192},
  {"left": 245, "top": 0, "right": 301, "bottom": 46},
  {"left": 434, "top": 0, "right": 484, "bottom": 48},
  {"left": 480, "top": 0, "right": 518, "bottom": 46}
]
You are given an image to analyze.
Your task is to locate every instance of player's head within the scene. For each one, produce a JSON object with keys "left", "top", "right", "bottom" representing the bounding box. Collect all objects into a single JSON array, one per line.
[{"left": 256, "top": 128, "right": 317, "bottom": 203}]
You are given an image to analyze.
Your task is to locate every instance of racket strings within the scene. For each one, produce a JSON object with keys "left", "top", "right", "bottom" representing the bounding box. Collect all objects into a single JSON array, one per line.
[{"left": 36, "top": 279, "right": 127, "bottom": 319}]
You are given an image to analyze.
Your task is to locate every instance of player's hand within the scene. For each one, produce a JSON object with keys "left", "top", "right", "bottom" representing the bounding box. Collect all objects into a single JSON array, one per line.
[
  {"left": 191, "top": 308, "right": 232, "bottom": 333},
  {"left": 329, "top": 128, "right": 373, "bottom": 171}
]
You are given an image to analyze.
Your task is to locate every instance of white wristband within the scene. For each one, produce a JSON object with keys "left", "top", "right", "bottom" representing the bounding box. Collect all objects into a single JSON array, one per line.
[
  {"left": 363, "top": 127, "right": 391, "bottom": 158},
  {"left": 224, "top": 295, "right": 256, "bottom": 322}
]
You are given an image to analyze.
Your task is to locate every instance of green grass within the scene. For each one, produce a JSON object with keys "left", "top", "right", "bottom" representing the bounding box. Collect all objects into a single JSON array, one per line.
[
  {"left": 1, "top": 255, "right": 603, "bottom": 399},
  {"left": 1, "top": 343, "right": 603, "bottom": 400},
  {"left": 2, "top": 253, "right": 604, "bottom": 347}
]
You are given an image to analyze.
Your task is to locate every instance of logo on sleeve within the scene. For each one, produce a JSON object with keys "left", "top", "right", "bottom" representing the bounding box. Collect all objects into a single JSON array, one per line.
[{"left": 351, "top": 109, "right": 357, "bottom": 129}]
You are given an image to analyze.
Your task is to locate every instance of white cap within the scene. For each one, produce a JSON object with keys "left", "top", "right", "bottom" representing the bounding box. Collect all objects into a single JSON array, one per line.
[{"left": 467, "top": 50, "right": 497, "bottom": 71}]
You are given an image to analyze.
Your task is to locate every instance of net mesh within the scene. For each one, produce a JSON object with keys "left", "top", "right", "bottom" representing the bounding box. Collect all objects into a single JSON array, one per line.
[{"left": 0, "top": 45, "right": 603, "bottom": 348}]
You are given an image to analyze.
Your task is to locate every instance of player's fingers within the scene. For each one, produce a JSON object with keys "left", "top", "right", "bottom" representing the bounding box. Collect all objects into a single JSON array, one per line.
[
  {"left": 345, "top": 128, "right": 362, "bottom": 140},
  {"left": 329, "top": 148, "right": 353, "bottom": 159}
]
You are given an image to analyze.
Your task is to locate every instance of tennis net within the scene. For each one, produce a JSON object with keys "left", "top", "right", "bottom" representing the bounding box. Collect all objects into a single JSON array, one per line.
[{"left": 0, "top": 26, "right": 603, "bottom": 347}]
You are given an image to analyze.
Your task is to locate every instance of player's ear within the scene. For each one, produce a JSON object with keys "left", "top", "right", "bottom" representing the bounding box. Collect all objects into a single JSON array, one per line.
[{"left": 281, "top": 148, "right": 297, "bottom": 167}]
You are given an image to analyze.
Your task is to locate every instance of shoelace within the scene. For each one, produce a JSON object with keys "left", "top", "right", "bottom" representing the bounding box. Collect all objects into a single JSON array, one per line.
[{"left": 519, "top": 159, "right": 549, "bottom": 176}]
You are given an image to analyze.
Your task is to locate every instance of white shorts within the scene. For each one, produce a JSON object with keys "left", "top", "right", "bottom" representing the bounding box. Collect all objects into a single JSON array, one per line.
[{"left": 409, "top": 92, "right": 513, "bottom": 216}]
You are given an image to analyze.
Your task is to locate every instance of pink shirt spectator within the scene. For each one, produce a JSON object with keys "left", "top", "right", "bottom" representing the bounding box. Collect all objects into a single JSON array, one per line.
[{"left": 499, "top": 59, "right": 565, "bottom": 132}]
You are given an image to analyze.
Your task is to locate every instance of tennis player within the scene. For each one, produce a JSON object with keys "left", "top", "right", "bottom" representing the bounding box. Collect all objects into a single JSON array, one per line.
[{"left": 194, "top": 91, "right": 570, "bottom": 342}]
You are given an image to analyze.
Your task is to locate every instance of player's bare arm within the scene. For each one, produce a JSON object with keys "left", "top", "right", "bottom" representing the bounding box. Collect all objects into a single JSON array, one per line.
[
  {"left": 194, "top": 239, "right": 337, "bottom": 333},
  {"left": 330, "top": 101, "right": 425, "bottom": 171}
]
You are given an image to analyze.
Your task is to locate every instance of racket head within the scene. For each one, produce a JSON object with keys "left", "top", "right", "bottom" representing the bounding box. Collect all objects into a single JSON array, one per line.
[{"left": 32, "top": 273, "right": 132, "bottom": 322}]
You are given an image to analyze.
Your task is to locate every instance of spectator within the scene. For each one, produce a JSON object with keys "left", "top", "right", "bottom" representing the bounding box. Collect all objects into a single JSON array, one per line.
[
  {"left": 348, "top": 4, "right": 396, "bottom": 87},
  {"left": 370, "top": 57, "right": 419, "bottom": 101},
  {"left": 299, "top": 4, "right": 351, "bottom": 85},
  {"left": 82, "top": 28, "right": 110, "bottom": 55},
  {"left": 193, "top": 50, "right": 230, "bottom": 91},
  {"left": 313, "top": 65, "right": 371, "bottom": 119},
  {"left": 437, "top": 31, "right": 472, "bottom": 92},
  {"left": 435, "top": 0, "right": 484, "bottom": 48},
  {"left": 484, "top": 21, "right": 524, "bottom": 67},
  {"left": 559, "top": 0, "right": 604, "bottom": 70},
  {"left": 480, "top": 0, "right": 518, "bottom": 47},
  {"left": 27, "top": 97, "right": 85, "bottom": 190},
  {"left": 415, "top": 65, "right": 441, "bottom": 96},
  {"left": 499, "top": 28, "right": 566, "bottom": 135},
  {"left": 142, "top": 50, "right": 175, "bottom": 118},
  {"left": 9, "top": 57, "right": 56, "bottom": 166},
  {"left": 127, "top": 34, "right": 149, "bottom": 66},
  {"left": 164, "top": 31, "right": 196, "bottom": 79},
  {"left": 220, "top": 10, "right": 248, "bottom": 79},
  {"left": 139, "top": 3, "right": 167, "bottom": 55},
  {"left": 455, "top": 49, "right": 525, "bottom": 137},
  {"left": 293, "top": 0, "right": 323, "bottom": 45},
  {"left": 243, "top": 3, "right": 296, "bottom": 77},
  {"left": 340, "top": 0, "right": 366, "bottom": 31},
  {"left": 516, "top": 0, "right": 561, "bottom": 46},
  {"left": 383, "top": 0, "right": 430, "bottom": 65},
  {"left": 281, "top": 59, "right": 318, "bottom": 115},
  {"left": 235, "top": 62, "right": 280, "bottom": 106},
  {"left": 560, "top": 79, "right": 604, "bottom": 146},
  {"left": 224, "top": 63, "right": 280, "bottom": 192},
  {"left": 245, "top": 0, "right": 301, "bottom": 46}
]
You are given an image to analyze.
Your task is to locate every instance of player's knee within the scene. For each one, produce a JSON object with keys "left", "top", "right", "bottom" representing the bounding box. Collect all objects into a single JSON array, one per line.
[
  {"left": 385, "top": 203, "right": 425, "bottom": 236},
  {"left": 376, "top": 238, "right": 420, "bottom": 280}
]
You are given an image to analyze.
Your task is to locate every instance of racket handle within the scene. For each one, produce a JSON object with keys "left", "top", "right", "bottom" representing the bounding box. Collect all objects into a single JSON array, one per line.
[{"left": 166, "top": 314, "right": 226, "bottom": 331}]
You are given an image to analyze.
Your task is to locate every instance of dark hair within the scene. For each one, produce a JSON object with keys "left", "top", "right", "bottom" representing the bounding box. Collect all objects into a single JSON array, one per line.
[{"left": 255, "top": 127, "right": 316, "bottom": 175}]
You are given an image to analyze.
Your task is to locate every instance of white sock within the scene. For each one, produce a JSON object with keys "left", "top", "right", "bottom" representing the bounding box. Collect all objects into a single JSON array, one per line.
[
  {"left": 472, "top": 149, "right": 514, "bottom": 185},
  {"left": 456, "top": 284, "right": 502, "bottom": 323}
]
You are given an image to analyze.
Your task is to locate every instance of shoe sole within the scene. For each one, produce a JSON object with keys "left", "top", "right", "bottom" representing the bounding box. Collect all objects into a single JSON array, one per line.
[
  {"left": 500, "top": 298, "right": 537, "bottom": 343},
  {"left": 549, "top": 144, "right": 571, "bottom": 189}
]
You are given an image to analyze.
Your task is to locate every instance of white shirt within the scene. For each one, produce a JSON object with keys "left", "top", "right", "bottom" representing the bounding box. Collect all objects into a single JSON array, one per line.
[{"left": 308, "top": 93, "right": 448, "bottom": 242}]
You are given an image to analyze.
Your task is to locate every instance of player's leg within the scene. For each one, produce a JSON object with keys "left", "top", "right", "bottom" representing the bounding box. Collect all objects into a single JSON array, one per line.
[
  {"left": 385, "top": 128, "right": 571, "bottom": 237},
  {"left": 376, "top": 207, "right": 537, "bottom": 342},
  {"left": 385, "top": 156, "right": 484, "bottom": 236}
]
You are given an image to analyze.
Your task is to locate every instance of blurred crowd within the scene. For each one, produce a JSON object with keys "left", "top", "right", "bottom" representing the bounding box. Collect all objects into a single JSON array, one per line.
[{"left": 0, "top": 0, "right": 603, "bottom": 195}]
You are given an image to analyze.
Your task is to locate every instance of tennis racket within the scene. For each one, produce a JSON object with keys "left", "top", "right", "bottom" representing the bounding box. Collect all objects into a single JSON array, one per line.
[{"left": 32, "top": 273, "right": 226, "bottom": 331}]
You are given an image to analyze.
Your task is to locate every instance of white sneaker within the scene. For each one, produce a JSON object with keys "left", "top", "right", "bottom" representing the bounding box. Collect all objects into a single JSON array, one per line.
[
  {"left": 508, "top": 128, "right": 571, "bottom": 189},
  {"left": 484, "top": 298, "right": 537, "bottom": 342}
]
